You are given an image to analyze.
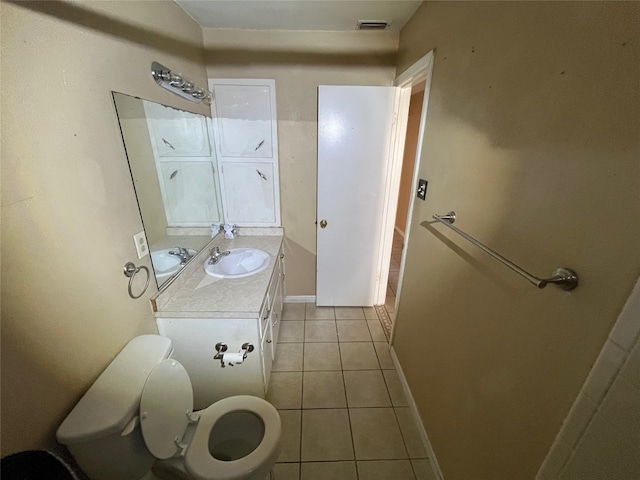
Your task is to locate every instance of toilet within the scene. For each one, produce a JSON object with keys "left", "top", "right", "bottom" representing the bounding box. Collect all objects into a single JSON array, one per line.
[{"left": 56, "top": 335, "right": 281, "bottom": 480}]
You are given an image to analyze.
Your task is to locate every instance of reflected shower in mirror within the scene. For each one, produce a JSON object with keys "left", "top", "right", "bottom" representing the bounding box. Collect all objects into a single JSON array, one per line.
[{"left": 113, "top": 92, "right": 223, "bottom": 288}]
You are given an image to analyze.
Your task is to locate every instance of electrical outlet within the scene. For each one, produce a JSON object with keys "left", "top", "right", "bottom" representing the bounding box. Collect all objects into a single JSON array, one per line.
[
  {"left": 133, "top": 231, "right": 149, "bottom": 259},
  {"left": 417, "top": 179, "right": 428, "bottom": 200}
]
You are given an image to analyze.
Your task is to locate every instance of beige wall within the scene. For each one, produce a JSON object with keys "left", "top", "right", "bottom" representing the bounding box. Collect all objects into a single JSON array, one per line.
[
  {"left": 393, "top": 2, "right": 640, "bottom": 479},
  {"left": 202, "top": 29, "right": 398, "bottom": 295},
  {"left": 1, "top": 0, "right": 208, "bottom": 454},
  {"left": 395, "top": 89, "right": 424, "bottom": 234}
]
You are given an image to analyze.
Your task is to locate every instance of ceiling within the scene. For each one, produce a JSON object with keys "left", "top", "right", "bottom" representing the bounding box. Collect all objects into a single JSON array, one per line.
[{"left": 175, "top": 1, "right": 422, "bottom": 32}]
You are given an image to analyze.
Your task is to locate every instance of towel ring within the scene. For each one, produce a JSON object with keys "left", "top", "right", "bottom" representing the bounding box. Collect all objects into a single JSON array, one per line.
[{"left": 123, "top": 262, "right": 150, "bottom": 299}]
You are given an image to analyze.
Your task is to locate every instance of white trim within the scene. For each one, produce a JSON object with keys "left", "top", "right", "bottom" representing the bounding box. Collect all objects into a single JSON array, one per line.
[
  {"left": 284, "top": 295, "right": 316, "bottom": 303},
  {"left": 374, "top": 87, "right": 411, "bottom": 304},
  {"left": 395, "top": 51, "right": 433, "bottom": 87},
  {"left": 390, "top": 50, "right": 435, "bottom": 344},
  {"left": 390, "top": 345, "right": 444, "bottom": 480}
]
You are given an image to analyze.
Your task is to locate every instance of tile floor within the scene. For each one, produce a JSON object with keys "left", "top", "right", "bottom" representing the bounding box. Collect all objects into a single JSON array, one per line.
[{"left": 268, "top": 303, "right": 437, "bottom": 480}]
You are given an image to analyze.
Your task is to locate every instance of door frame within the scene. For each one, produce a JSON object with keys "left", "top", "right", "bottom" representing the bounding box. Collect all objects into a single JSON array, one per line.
[{"left": 375, "top": 51, "right": 435, "bottom": 338}]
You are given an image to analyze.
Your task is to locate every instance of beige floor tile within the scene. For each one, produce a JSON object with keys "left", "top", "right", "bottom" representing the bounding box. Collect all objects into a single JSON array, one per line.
[
  {"left": 363, "top": 307, "right": 379, "bottom": 320},
  {"left": 273, "top": 463, "right": 300, "bottom": 480},
  {"left": 282, "top": 303, "right": 306, "bottom": 320},
  {"left": 340, "top": 342, "right": 380, "bottom": 370},
  {"left": 349, "top": 408, "right": 408, "bottom": 460},
  {"left": 278, "top": 321, "right": 304, "bottom": 343},
  {"left": 305, "top": 303, "right": 335, "bottom": 320},
  {"left": 344, "top": 370, "right": 391, "bottom": 407},
  {"left": 300, "top": 461, "right": 357, "bottom": 480},
  {"left": 277, "top": 410, "right": 301, "bottom": 462},
  {"left": 336, "top": 320, "right": 372, "bottom": 342},
  {"left": 357, "top": 460, "right": 416, "bottom": 480},
  {"left": 335, "top": 307, "right": 366, "bottom": 319},
  {"left": 301, "top": 409, "right": 354, "bottom": 461},
  {"left": 273, "top": 343, "right": 303, "bottom": 372},
  {"left": 303, "top": 343, "right": 342, "bottom": 371},
  {"left": 304, "top": 321, "right": 337, "bottom": 343},
  {"left": 367, "top": 320, "right": 387, "bottom": 342},
  {"left": 382, "top": 369, "right": 408, "bottom": 407},
  {"left": 374, "top": 342, "right": 394, "bottom": 369},
  {"left": 266, "top": 372, "right": 302, "bottom": 409},
  {"left": 411, "top": 459, "right": 438, "bottom": 480},
  {"left": 395, "top": 407, "right": 427, "bottom": 459},
  {"left": 303, "top": 371, "right": 347, "bottom": 408}
]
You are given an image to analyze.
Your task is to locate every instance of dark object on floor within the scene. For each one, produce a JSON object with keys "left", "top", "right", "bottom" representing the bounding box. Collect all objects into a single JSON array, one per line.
[{"left": 1, "top": 450, "right": 79, "bottom": 480}]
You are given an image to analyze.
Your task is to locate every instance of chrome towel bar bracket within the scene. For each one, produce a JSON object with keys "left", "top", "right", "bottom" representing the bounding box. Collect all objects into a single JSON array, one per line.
[{"left": 432, "top": 211, "right": 578, "bottom": 291}]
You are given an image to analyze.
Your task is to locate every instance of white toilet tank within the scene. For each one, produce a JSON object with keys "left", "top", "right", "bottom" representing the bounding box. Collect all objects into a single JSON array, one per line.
[{"left": 57, "top": 335, "right": 173, "bottom": 480}]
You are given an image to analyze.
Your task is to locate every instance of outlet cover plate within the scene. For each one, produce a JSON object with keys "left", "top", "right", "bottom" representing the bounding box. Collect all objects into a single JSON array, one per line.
[
  {"left": 133, "top": 231, "right": 149, "bottom": 259},
  {"left": 417, "top": 179, "right": 428, "bottom": 200}
]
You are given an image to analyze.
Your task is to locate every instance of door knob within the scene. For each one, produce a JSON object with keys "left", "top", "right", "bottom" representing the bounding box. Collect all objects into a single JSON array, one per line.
[{"left": 320, "top": 219, "right": 328, "bottom": 229}]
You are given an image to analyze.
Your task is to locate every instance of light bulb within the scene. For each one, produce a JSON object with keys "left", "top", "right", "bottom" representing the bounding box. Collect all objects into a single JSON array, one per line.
[
  {"left": 169, "top": 73, "right": 184, "bottom": 87},
  {"left": 181, "top": 80, "right": 195, "bottom": 93}
]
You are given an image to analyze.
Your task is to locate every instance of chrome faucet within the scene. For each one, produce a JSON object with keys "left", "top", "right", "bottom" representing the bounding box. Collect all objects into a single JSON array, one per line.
[
  {"left": 208, "top": 246, "right": 230, "bottom": 265},
  {"left": 168, "top": 247, "right": 192, "bottom": 265}
]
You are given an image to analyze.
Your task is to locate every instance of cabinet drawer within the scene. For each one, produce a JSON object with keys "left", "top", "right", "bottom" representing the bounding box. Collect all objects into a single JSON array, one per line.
[{"left": 259, "top": 300, "right": 270, "bottom": 340}]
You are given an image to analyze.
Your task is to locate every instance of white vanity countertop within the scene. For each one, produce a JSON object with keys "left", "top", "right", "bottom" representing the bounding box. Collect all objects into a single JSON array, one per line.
[{"left": 153, "top": 234, "right": 283, "bottom": 319}]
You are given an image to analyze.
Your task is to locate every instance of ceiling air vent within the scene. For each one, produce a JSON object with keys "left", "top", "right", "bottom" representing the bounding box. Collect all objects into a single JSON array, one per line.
[{"left": 356, "top": 20, "right": 391, "bottom": 30}]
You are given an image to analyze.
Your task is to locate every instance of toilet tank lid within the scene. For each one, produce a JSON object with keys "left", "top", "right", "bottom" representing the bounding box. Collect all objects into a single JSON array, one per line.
[{"left": 57, "top": 335, "right": 172, "bottom": 445}]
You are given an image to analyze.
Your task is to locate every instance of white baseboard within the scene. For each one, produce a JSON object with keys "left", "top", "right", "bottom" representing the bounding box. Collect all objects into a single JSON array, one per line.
[
  {"left": 390, "top": 346, "right": 444, "bottom": 480},
  {"left": 284, "top": 295, "right": 316, "bottom": 303}
]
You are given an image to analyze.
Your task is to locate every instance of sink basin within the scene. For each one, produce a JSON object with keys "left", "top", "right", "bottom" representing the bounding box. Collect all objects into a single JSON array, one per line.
[
  {"left": 204, "top": 248, "right": 270, "bottom": 279},
  {"left": 151, "top": 248, "right": 197, "bottom": 279}
]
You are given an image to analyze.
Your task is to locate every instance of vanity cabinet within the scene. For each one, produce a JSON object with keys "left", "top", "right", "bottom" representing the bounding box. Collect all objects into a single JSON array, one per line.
[
  {"left": 208, "top": 79, "right": 281, "bottom": 227},
  {"left": 156, "top": 243, "right": 284, "bottom": 410}
]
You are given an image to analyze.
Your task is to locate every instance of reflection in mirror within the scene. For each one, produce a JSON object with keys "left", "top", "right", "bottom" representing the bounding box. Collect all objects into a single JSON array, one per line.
[{"left": 113, "top": 92, "right": 223, "bottom": 288}]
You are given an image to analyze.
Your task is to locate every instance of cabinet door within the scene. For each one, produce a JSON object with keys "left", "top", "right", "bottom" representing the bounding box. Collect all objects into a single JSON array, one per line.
[
  {"left": 261, "top": 324, "right": 273, "bottom": 390},
  {"left": 143, "top": 101, "right": 211, "bottom": 157},
  {"left": 157, "top": 162, "right": 222, "bottom": 226},
  {"left": 267, "top": 251, "right": 283, "bottom": 358},
  {"left": 219, "top": 162, "right": 278, "bottom": 225},
  {"left": 209, "top": 80, "right": 276, "bottom": 160},
  {"left": 270, "top": 279, "right": 283, "bottom": 359}
]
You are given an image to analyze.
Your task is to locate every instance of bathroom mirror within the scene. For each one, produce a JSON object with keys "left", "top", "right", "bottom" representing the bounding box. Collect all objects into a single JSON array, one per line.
[{"left": 113, "top": 92, "right": 223, "bottom": 288}]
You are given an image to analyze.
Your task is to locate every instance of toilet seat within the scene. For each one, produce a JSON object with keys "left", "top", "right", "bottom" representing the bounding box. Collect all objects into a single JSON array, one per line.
[
  {"left": 140, "top": 359, "right": 281, "bottom": 480},
  {"left": 184, "top": 396, "right": 281, "bottom": 480}
]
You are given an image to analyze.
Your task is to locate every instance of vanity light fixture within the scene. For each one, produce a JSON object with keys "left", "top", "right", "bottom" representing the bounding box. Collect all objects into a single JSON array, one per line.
[{"left": 151, "top": 61, "right": 212, "bottom": 106}]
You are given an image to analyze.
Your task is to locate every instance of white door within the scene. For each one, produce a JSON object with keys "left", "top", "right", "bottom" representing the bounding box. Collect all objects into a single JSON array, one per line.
[{"left": 317, "top": 86, "right": 400, "bottom": 306}]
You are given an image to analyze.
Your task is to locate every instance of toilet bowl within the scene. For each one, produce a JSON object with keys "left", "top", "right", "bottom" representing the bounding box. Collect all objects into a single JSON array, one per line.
[{"left": 57, "top": 335, "right": 281, "bottom": 480}]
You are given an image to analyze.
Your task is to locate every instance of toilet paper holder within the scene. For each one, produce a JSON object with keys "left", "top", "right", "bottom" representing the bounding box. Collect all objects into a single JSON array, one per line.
[{"left": 214, "top": 342, "right": 254, "bottom": 367}]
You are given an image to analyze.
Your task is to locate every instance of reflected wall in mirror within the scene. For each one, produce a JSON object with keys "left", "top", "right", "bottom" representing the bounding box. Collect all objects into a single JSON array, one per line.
[{"left": 113, "top": 92, "right": 223, "bottom": 288}]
